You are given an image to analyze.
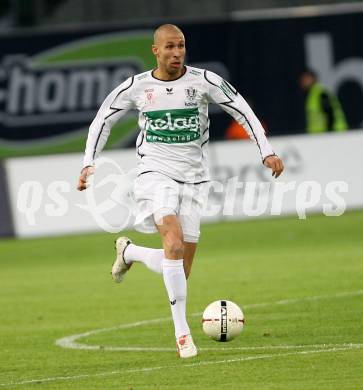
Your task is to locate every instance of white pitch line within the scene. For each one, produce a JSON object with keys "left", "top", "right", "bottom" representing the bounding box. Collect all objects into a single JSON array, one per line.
[
  {"left": 56, "top": 343, "right": 363, "bottom": 353},
  {"left": 2, "top": 344, "right": 363, "bottom": 387},
  {"left": 56, "top": 290, "right": 363, "bottom": 352}
]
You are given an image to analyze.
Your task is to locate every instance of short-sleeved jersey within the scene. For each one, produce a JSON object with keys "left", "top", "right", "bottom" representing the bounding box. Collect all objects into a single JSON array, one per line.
[{"left": 83, "top": 65, "right": 275, "bottom": 183}]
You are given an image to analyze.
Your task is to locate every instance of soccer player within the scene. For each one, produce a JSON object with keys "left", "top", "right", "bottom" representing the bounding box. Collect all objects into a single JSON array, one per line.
[{"left": 77, "top": 24, "right": 284, "bottom": 358}]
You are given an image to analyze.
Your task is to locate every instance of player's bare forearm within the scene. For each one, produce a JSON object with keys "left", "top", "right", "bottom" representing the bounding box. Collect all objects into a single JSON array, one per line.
[
  {"left": 263, "top": 155, "right": 284, "bottom": 178},
  {"left": 77, "top": 166, "right": 95, "bottom": 191}
]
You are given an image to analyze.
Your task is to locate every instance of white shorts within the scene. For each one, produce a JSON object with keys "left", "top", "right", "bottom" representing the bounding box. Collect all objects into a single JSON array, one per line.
[{"left": 133, "top": 172, "right": 208, "bottom": 243}]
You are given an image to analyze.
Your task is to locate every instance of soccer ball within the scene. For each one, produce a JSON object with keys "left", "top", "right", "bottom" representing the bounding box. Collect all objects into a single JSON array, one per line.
[{"left": 202, "top": 300, "right": 245, "bottom": 341}]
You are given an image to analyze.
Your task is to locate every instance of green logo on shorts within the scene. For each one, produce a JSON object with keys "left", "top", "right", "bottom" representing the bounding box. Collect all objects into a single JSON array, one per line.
[{"left": 144, "top": 108, "right": 200, "bottom": 143}]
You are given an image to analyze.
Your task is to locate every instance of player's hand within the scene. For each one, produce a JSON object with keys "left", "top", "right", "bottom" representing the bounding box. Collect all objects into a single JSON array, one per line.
[
  {"left": 263, "top": 155, "right": 284, "bottom": 178},
  {"left": 77, "top": 166, "right": 95, "bottom": 191}
]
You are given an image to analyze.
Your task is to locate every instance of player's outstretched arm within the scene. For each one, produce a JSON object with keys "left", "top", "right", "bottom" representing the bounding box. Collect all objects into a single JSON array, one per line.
[
  {"left": 77, "top": 166, "right": 95, "bottom": 191},
  {"left": 82, "top": 76, "right": 135, "bottom": 169},
  {"left": 263, "top": 155, "right": 284, "bottom": 178}
]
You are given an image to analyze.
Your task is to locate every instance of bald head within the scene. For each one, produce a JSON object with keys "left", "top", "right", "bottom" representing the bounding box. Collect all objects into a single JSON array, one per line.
[
  {"left": 152, "top": 24, "right": 186, "bottom": 79},
  {"left": 153, "top": 24, "right": 184, "bottom": 45}
]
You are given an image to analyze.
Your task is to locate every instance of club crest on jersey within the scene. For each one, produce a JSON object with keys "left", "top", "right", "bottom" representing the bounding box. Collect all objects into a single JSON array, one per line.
[
  {"left": 166, "top": 87, "right": 173, "bottom": 95},
  {"left": 184, "top": 86, "right": 197, "bottom": 107}
]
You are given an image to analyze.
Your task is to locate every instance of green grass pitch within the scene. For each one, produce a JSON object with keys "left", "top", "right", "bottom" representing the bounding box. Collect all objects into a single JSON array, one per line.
[{"left": 0, "top": 211, "right": 362, "bottom": 389}]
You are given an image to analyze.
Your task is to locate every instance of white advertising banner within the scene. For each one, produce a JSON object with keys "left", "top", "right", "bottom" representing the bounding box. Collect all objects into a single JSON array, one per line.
[
  {"left": 5, "top": 150, "right": 138, "bottom": 237},
  {"left": 5, "top": 130, "right": 363, "bottom": 238},
  {"left": 206, "top": 130, "right": 362, "bottom": 222}
]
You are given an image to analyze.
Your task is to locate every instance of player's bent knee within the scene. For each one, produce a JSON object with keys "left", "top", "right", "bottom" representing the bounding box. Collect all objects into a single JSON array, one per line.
[{"left": 166, "top": 239, "right": 184, "bottom": 259}]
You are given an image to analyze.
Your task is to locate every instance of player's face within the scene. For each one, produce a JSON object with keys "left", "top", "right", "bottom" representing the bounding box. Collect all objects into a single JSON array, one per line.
[{"left": 153, "top": 33, "right": 186, "bottom": 75}]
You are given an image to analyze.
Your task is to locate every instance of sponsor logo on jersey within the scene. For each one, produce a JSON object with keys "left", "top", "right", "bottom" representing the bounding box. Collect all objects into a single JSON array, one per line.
[
  {"left": 166, "top": 87, "right": 173, "bottom": 95},
  {"left": 144, "top": 107, "right": 200, "bottom": 143}
]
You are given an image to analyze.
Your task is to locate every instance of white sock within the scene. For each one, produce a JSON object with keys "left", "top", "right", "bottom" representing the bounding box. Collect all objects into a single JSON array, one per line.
[
  {"left": 162, "top": 258, "right": 190, "bottom": 338},
  {"left": 124, "top": 243, "right": 163, "bottom": 274}
]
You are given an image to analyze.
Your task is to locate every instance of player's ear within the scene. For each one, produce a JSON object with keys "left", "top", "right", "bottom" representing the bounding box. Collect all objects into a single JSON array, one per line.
[{"left": 152, "top": 45, "right": 158, "bottom": 56}]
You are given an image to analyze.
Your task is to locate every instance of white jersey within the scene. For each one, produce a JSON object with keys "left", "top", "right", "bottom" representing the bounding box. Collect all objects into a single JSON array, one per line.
[{"left": 83, "top": 65, "right": 275, "bottom": 183}]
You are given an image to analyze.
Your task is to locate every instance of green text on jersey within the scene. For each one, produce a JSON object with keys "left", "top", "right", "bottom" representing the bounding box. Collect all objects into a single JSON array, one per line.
[{"left": 143, "top": 108, "right": 200, "bottom": 144}]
